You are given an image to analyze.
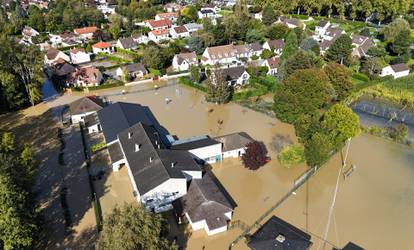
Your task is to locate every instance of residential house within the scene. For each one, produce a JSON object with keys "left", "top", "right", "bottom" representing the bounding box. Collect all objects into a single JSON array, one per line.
[
  {"left": 247, "top": 216, "right": 313, "bottom": 250},
  {"left": 45, "top": 48, "right": 70, "bottom": 65},
  {"left": 318, "top": 25, "right": 345, "bottom": 42},
  {"left": 164, "top": 2, "right": 182, "bottom": 13},
  {"left": 198, "top": 9, "right": 217, "bottom": 19},
  {"left": 319, "top": 39, "right": 334, "bottom": 55},
  {"left": 262, "top": 57, "right": 280, "bottom": 76},
  {"left": 48, "top": 60, "right": 77, "bottom": 84},
  {"left": 70, "top": 67, "right": 103, "bottom": 87},
  {"left": 277, "top": 16, "right": 305, "bottom": 30},
  {"left": 210, "top": 66, "right": 250, "bottom": 87},
  {"left": 116, "top": 63, "right": 148, "bottom": 79},
  {"left": 314, "top": 20, "right": 331, "bottom": 40},
  {"left": 173, "top": 171, "right": 235, "bottom": 235},
  {"left": 215, "top": 132, "right": 253, "bottom": 158},
  {"left": 92, "top": 41, "right": 114, "bottom": 54},
  {"left": 22, "top": 26, "right": 39, "bottom": 44},
  {"left": 248, "top": 42, "right": 263, "bottom": 58},
  {"left": 70, "top": 48, "right": 91, "bottom": 64},
  {"left": 73, "top": 26, "right": 98, "bottom": 40},
  {"left": 172, "top": 52, "right": 198, "bottom": 71},
  {"left": 380, "top": 63, "right": 410, "bottom": 79},
  {"left": 170, "top": 26, "right": 190, "bottom": 39},
  {"left": 201, "top": 4, "right": 221, "bottom": 13},
  {"left": 170, "top": 136, "right": 223, "bottom": 164},
  {"left": 132, "top": 34, "right": 149, "bottom": 44},
  {"left": 351, "top": 34, "right": 374, "bottom": 58},
  {"left": 97, "top": 4, "right": 116, "bottom": 17},
  {"left": 49, "top": 32, "right": 81, "bottom": 47},
  {"left": 148, "top": 29, "right": 170, "bottom": 43},
  {"left": 262, "top": 39, "right": 285, "bottom": 55},
  {"left": 69, "top": 96, "right": 104, "bottom": 124},
  {"left": 184, "top": 23, "right": 203, "bottom": 34},
  {"left": 155, "top": 12, "right": 178, "bottom": 23},
  {"left": 116, "top": 37, "right": 138, "bottom": 50},
  {"left": 145, "top": 19, "right": 172, "bottom": 30}
]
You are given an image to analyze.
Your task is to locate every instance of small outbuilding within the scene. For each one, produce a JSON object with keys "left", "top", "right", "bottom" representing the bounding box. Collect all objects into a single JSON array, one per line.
[
  {"left": 69, "top": 96, "right": 105, "bottom": 124},
  {"left": 380, "top": 63, "right": 410, "bottom": 79}
]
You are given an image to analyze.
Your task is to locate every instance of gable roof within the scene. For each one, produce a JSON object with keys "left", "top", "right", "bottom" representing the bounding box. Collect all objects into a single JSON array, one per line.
[
  {"left": 173, "top": 25, "right": 188, "bottom": 34},
  {"left": 266, "top": 57, "right": 280, "bottom": 69},
  {"left": 206, "top": 44, "right": 236, "bottom": 59},
  {"left": 124, "top": 63, "right": 148, "bottom": 74},
  {"left": 215, "top": 132, "right": 253, "bottom": 152},
  {"left": 118, "top": 37, "right": 138, "bottom": 49},
  {"left": 46, "top": 48, "right": 63, "bottom": 60},
  {"left": 74, "top": 26, "right": 98, "bottom": 35},
  {"left": 325, "top": 26, "right": 344, "bottom": 39},
  {"left": 171, "top": 136, "right": 220, "bottom": 150},
  {"left": 266, "top": 39, "right": 285, "bottom": 50},
  {"left": 221, "top": 66, "right": 247, "bottom": 80},
  {"left": 96, "top": 102, "right": 155, "bottom": 143},
  {"left": 70, "top": 47, "right": 86, "bottom": 54},
  {"left": 69, "top": 96, "right": 104, "bottom": 115},
  {"left": 390, "top": 63, "right": 409, "bottom": 73},
  {"left": 178, "top": 171, "right": 234, "bottom": 230},
  {"left": 93, "top": 41, "right": 112, "bottom": 49},
  {"left": 146, "top": 19, "right": 172, "bottom": 28},
  {"left": 118, "top": 123, "right": 201, "bottom": 195},
  {"left": 176, "top": 52, "right": 197, "bottom": 65},
  {"left": 248, "top": 216, "right": 312, "bottom": 250},
  {"left": 317, "top": 20, "right": 329, "bottom": 28},
  {"left": 149, "top": 29, "right": 170, "bottom": 36},
  {"left": 351, "top": 34, "right": 368, "bottom": 46}
]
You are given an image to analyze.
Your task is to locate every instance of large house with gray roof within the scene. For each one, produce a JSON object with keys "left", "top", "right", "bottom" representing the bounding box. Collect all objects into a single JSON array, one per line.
[{"left": 84, "top": 101, "right": 254, "bottom": 215}]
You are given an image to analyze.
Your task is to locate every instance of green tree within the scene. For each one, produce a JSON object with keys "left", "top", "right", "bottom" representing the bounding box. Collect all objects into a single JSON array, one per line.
[
  {"left": 273, "top": 68, "right": 334, "bottom": 123},
  {"left": 260, "top": 49, "right": 275, "bottom": 59},
  {"left": 366, "top": 46, "right": 387, "bottom": 58},
  {"left": 300, "top": 37, "right": 320, "bottom": 55},
  {"left": 266, "top": 23, "right": 289, "bottom": 40},
  {"left": 189, "top": 65, "right": 201, "bottom": 83},
  {"left": 323, "top": 62, "right": 354, "bottom": 101},
  {"left": 278, "top": 50, "right": 322, "bottom": 80},
  {"left": 325, "top": 34, "right": 353, "bottom": 64},
  {"left": 27, "top": 6, "right": 45, "bottom": 32},
  {"left": 97, "top": 203, "right": 176, "bottom": 250},
  {"left": 391, "top": 29, "right": 411, "bottom": 56},
  {"left": 381, "top": 18, "right": 410, "bottom": 43},
  {"left": 262, "top": 4, "right": 278, "bottom": 26},
  {"left": 142, "top": 46, "right": 165, "bottom": 70},
  {"left": 321, "top": 104, "right": 360, "bottom": 148},
  {"left": 206, "top": 65, "right": 232, "bottom": 104},
  {"left": 1, "top": 132, "right": 15, "bottom": 153},
  {"left": 360, "top": 57, "right": 383, "bottom": 79},
  {"left": 179, "top": 5, "right": 198, "bottom": 23},
  {"left": 304, "top": 132, "right": 333, "bottom": 167},
  {"left": 280, "top": 30, "right": 298, "bottom": 62}
]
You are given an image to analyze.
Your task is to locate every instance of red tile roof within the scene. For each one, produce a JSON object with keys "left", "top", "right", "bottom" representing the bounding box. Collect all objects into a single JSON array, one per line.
[
  {"left": 74, "top": 26, "right": 98, "bottom": 35},
  {"left": 146, "top": 19, "right": 172, "bottom": 28},
  {"left": 92, "top": 41, "right": 112, "bottom": 49},
  {"left": 149, "top": 29, "right": 169, "bottom": 36}
]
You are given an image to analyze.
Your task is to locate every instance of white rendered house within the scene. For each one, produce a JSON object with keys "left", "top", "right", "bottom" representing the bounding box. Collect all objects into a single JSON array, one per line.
[{"left": 380, "top": 64, "right": 410, "bottom": 79}]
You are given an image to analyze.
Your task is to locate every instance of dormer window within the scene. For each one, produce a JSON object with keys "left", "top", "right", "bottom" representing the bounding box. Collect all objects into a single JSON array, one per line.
[{"left": 135, "top": 144, "right": 141, "bottom": 152}]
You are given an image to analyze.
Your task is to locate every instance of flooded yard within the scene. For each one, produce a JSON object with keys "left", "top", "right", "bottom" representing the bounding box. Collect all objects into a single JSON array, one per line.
[{"left": 101, "top": 83, "right": 414, "bottom": 249}]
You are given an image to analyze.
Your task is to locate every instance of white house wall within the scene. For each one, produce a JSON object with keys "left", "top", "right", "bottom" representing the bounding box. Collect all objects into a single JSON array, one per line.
[
  {"left": 182, "top": 170, "right": 202, "bottom": 180},
  {"left": 222, "top": 148, "right": 245, "bottom": 158},
  {"left": 87, "top": 124, "right": 100, "bottom": 134},
  {"left": 206, "top": 225, "right": 228, "bottom": 236},
  {"left": 189, "top": 143, "right": 222, "bottom": 163},
  {"left": 71, "top": 111, "right": 96, "bottom": 124}
]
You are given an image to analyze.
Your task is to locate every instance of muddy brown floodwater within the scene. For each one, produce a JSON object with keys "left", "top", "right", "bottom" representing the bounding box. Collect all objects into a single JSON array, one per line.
[{"left": 73, "top": 82, "right": 414, "bottom": 249}]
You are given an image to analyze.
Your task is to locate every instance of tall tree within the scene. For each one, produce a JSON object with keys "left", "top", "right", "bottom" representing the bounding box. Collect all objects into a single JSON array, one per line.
[
  {"left": 325, "top": 34, "right": 353, "bottom": 64},
  {"left": 381, "top": 18, "right": 410, "bottom": 43},
  {"left": 97, "top": 203, "right": 176, "bottom": 250},
  {"left": 391, "top": 29, "right": 411, "bottom": 56},
  {"left": 280, "top": 30, "right": 298, "bottom": 62},
  {"left": 273, "top": 68, "right": 334, "bottom": 123},
  {"left": 304, "top": 132, "right": 333, "bottom": 167},
  {"left": 323, "top": 62, "right": 354, "bottom": 101},
  {"left": 262, "top": 4, "right": 278, "bottom": 26},
  {"left": 206, "top": 65, "right": 232, "bottom": 104}
]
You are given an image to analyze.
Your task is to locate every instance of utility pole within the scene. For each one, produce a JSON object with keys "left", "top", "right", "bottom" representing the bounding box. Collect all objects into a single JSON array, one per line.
[{"left": 319, "top": 138, "right": 351, "bottom": 250}]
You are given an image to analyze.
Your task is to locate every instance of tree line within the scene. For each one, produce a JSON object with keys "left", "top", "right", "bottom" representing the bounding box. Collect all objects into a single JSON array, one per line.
[
  {"left": 259, "top": 0, "right": 413, "bottom": 23},
  {"left": 0, "top": 132, "right": 41, "bottom": 249}
]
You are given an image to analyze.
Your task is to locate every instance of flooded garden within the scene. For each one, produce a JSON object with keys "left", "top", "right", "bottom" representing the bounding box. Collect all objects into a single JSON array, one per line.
[{"left": 90, "top": 82, "right": 414, "bottom": 249}]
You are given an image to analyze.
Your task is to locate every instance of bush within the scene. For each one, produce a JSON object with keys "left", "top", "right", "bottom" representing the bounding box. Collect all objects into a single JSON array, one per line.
[
  {"left": 91, "top": 142, "right": 106, "bottom": 153},
  {"left": 277, "top": 145, "right": 305, "bottom": 168},
  {"left": 242, "top": 141, "right": 268, "bottom": 170}
]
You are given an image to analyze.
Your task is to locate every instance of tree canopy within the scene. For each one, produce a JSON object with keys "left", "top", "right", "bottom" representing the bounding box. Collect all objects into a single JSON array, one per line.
[
  {"left": 325, "top": 34, "right": 353, "bottom": 64},
  {"left": 323, "top": 62, "right": 354, "bottom": 101}
]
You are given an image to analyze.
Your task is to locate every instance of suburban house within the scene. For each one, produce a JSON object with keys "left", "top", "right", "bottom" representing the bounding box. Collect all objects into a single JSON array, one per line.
[
  {"left": 215, "top": 132, "right": 253, "bottom": 158},
  {"left": 211, "top": 66, "right": 250, "bottom": 87},
  {"left": 92, "top": 41, "right": 114, "bottom": 54},
  {"left": 132, "top": 34, "right": 149, "bottom": 44},
  {"left": 247, "top": 216, "right": 313, "bottom": 250},
  {"left": 277, "top": 16, "right": 305, "bottom": 30},
  {"left": 49, "top": 32, "right": 82, "bottom": 47},
  {"left": 164, "top": 2, "right": 181, "bottom": 13},
  {"left": 173, "top": 171, "right": 235, "bottom": 235},
  {"left": 198, "top": 8, "right": 217, "bottom": 19},
  {"left": 70, "top": 67, "right": 103, "bottom": 87},
  {"left": 73, "top": 26, "right": 98, "bottom": 40},
  {"left": 69, "top": 96, "right": 104, "bottom": 124},
  {"left": 69, "top": 48, "right": 91, "bottom": 64},
  {"left": 170, "top": 135, "right": 223, "bottom": 164},
  {"left": 319, "top": 39, "right": 334, "bottom": 55},
  {"left": 155, "top": 12, "right": 178, "bottom": 22},
  {"left": 45, "top": 48, "right": 70, "bottom": 65},
  {"left": 170, "top": 26, "right": 190, "bottom": 39},
  {"left": 184, "top": 23, "right": 203, "bottom": 34},
  {"left": 116, "top": 63, "right": 148, "bottom": 79},
  {"left": 116, "top": 37, "right": 138, "bottom": 50},
  {"left": 48, "top": 60, "right": 77, "bottom": 84},
  {"left": 201, "top": 44, "right": 238, "bottom": 65},
  {"left": 262, "top": 39, "right": 285, "bottom": 54},
  {"left": 145, "top": 19, "right": 172, "bottom": 30},
  {"left": 380, "top": 63, "right": 410, "bottom": 79},
  {"left": 172, "top": 52, "right": 198, "bottom": 71},
  {"left": 351, "top": 34, "right": 374, "bottom": 58},
  {"left": 22, "top": 26, "right": 39, "bottom": 44},
  {"left": 262, "top": 57, "right": 280, "bottom": 76},
  {"left": 319, "top": 26, "right": 345, "bottom": 41},
  {"left": 148, "top": 29, "right": 170, "bottom": 43},
  {"left": 314, "top": 20, "right": 331, "bottom": 41}
]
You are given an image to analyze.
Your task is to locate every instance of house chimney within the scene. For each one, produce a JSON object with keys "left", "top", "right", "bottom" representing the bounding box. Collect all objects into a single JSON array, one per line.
[
  {"left": 149, "top": 156, "right": 153, "bottom": 163},
  {"left": 135, "top": 144, "right": 141, "bottom": 152},
  {"left": 171, "top": 162, "right": 175, "bottom": 168},
  {"left": 276, "top": 234, "right": 286, "bottom": 243},
  {"left": 128, "top": 132, "right": 133, "bottom": 139}
]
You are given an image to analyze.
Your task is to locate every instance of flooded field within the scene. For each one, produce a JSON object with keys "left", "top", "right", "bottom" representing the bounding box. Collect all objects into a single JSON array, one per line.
[{"left": 101, "top": 83, "right": 414, "bottom": 250}]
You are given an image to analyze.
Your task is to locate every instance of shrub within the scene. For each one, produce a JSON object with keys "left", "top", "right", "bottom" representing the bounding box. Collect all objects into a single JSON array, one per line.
[
  {"left": 91, "top": 142, "right": 107, "bottom": 153},
  {"left": 277, "top": 144, "right": 305, "bottom": 168},
  {"left": 242, "top": 141, "right": 268, "bottom": 170}
]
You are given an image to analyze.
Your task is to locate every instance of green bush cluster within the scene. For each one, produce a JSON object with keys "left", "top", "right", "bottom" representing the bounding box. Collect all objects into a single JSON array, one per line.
[{"left": 277, "top": 144, "right": 305, "bottom": 168}]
